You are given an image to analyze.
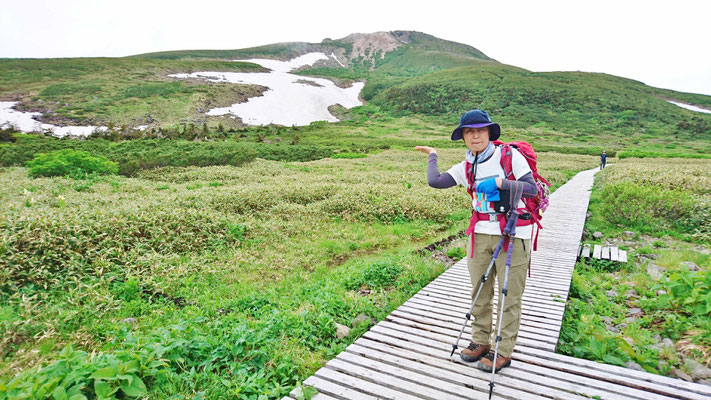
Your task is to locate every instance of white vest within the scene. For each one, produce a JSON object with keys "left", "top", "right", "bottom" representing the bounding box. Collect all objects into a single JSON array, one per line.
[{"left": 446, "top": 146, "right": 533, "bottom": 240}]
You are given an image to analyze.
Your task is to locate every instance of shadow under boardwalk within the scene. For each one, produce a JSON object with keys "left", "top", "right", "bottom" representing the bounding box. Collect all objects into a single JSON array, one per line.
[{"left": 285, "top": 168, "right": 711, "bottom": 400}]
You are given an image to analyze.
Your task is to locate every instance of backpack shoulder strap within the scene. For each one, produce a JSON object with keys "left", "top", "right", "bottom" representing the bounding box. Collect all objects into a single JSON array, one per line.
[
  {"left": 498, "top": 143, "right": 515, "bottom": 180},
  {"left": 465, "top": 161, "right": 474, "bottom": 198}
]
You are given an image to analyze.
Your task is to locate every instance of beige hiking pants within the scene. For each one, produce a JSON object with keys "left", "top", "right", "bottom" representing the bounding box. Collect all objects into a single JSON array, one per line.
[{"left": 466, "top": 233, "right": 531, "bottom": 357}]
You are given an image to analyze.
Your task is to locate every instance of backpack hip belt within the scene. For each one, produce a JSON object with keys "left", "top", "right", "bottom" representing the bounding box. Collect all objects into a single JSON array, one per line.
[{"left": 465, "top": 209, "right": 534, "bottom": 258}]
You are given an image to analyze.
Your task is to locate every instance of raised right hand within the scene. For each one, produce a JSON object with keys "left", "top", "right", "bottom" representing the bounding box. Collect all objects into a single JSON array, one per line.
[{"left": 414, "top": 146, "right": 436, "bottom": 155}]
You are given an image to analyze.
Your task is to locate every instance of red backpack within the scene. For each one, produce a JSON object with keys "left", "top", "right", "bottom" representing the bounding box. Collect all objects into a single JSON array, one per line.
[{"left": 492, "top": 140, "right": 551, "bottom": 251}]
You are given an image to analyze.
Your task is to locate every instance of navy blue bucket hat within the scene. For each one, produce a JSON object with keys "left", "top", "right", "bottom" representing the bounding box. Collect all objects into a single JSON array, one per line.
[{"left": 451, "top": 109, "right": 501, "bottom": 141}]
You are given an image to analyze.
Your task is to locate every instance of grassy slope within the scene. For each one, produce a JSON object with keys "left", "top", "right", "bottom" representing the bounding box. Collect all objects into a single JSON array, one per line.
[
  {"left": 0, "top": 58, "right": 266, "bottom": 127},
  {"left": 370, "top": 65, "right": 711, "bottom": 147}
]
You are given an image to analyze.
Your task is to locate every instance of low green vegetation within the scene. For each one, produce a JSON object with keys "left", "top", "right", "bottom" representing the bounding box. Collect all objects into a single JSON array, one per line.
[
  {"left": 618, "top": 149, "right": 711, "bottom": 159},
  {"left": 559, "top": 158, "right": 710, "bottom": 379},
  {"left": 26, "top": 149, "right": 118, "bottom": 178},
  {"left": 1, "top": 109, "right": 613, "bottom": 178}
]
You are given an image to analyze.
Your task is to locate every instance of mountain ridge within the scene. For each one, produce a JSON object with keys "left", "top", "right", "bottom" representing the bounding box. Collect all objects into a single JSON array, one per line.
[{"left": 2, "top": 30, "right": 710, "bottom": 140}]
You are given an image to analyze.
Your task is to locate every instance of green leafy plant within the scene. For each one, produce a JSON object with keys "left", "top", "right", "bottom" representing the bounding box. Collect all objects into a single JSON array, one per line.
[
  {"left": 345, "top": 261, "right": 404, "bottom": 290},
  {"left": 654, "top": 268, "right": 711, "bottom": 317},
  {"left": 0, "top": 344, "right": 166, "bottom": 400},
  {"left": 446, "top": 247, "right": 465, "bottom": 259},
  {"left": 26, "top": 149, "right": 118, "bottom": 178}
]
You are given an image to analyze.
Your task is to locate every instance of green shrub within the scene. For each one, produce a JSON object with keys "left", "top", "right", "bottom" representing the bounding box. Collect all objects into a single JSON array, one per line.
[
  {"left": 446, "top": 247, "right": 465, "bottom": 259},
  {"left": 584, "top": 257, "right": 621, "bottom": 272},
  {"left": 345, "top": 261, "right": 404, "bottom": 290},
  {"left": 0, "top": 128, "right": 17, "bottom": 143},
  {"left": 619, "top": 150, "right": 711, "bottom": 159},
  {"left": 653, "top": 268, "right": 711, "bottom": 317},
  {"left": 2, "top": 208, "right": 241, "bottom": 288},
  {"left": 332, "top": 152, "right": 368, "bottom": 159},
  {"left": 26, "top": 149, "right": 118, "bottom": 178},
  {"left": 3, "top": 136, "right": 259, "bottom": 176},
  {"left": 253, "top": 144, "right": 334, "bottom": 162},
  {"left": 599, "top": 183, "right": 695, "bottom": 228}
]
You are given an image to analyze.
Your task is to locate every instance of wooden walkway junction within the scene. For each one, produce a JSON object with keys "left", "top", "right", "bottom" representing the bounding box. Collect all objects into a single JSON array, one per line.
[
  {"left": 578, "top": 243, "right": 629, "bottom": 263},
  {"left": 285, "top": 168, "right": 711, "bottom": 400}
]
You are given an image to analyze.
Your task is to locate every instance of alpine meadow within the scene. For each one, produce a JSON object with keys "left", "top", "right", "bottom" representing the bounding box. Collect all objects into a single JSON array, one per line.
[{"left": 1, "top": 30, "right": 710, "bottom": 399}]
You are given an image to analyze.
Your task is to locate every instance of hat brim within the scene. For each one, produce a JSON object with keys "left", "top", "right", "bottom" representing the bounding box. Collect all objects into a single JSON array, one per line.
[{"left": 451, "top": 123, "right": 500, "bottom": 141}]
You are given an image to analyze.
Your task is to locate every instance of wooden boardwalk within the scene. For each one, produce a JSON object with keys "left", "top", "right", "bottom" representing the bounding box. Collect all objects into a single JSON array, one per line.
[{"left": 285, "top": 168, "right": 711, "bottom": 400}]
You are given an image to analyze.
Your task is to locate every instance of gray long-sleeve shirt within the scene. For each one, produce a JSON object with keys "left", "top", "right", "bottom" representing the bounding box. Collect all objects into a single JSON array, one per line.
[{"left": 426, "top": 152, "right": 537, "bottom": 197}]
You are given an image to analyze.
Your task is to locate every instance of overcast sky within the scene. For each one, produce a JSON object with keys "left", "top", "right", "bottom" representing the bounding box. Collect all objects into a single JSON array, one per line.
[{"left": 2, "top": 0, "right": 710, "bottom": 96}]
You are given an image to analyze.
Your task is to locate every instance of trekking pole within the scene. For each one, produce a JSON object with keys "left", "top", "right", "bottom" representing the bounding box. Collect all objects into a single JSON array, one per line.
[
  {"left": 488, "top": 210, "right": 520, "bottom": 400},
  {"left": 450, "top": 234, "right": 507, "bottom": 357}
]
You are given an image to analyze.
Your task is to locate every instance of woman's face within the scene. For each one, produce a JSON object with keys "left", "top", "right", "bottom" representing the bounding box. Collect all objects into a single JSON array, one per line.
[{"left": 462, "top": 127, "right": 490, "bottom": 153}]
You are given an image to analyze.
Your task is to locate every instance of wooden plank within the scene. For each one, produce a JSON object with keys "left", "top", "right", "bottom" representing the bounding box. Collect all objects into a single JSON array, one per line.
[
  {"left": 439, "top": 270, "right": 574, "bottom": 283},
  {"left": 517, "top": 343, "right": 711, "bottom": 396},
  {"left": 406, "top": 296, "right": 564, "bottom": 331},
  {"left": 414, "top": 294, "right": 564, "bottom": 323},
  {"left": 442, "top": 276, "right": 570, "bottom": 295},
  {"left": 313, "top": 368, "right": 413, "bottom": 400},
  {"left": 425, "top": 282, "right": 569, "bottom": 309},
  {"left": 406, "top": 292, "right": 563, "bottom": 326},
  {"left": 324, "top": 358, "right": 469, "bottom": 400},
  {"left": 602, "top": 247, "right": 610, "bottom": 259},
  {"left": 419, "top": 286, "right": 567, "bottom": 313},
  {"left": 378, "top": 317, "right": 557, "bottom": 356},
  {"left": 356, "top": 334, "right": 633, "bottom": 400},
  {"left": 440, "top": 273, "right": 572, "bottom": 293},
  {"left": 344, "top": 343, "right": 582, "bottom": 400},
  {"left": 300, "top": 376, "right": 378, "bottom": 399},
  {"left": 514, "top": 350, "right": 711, "bottom": 400},
  {"left": 363, "top": 328, "right": 686, "bottom": 400},
  {"left": 415, "top": 290, "right": 565, "bottom": 319},
  {"left": 409, "top": 295, "right": 566, "bottom": 329},
  {"left": 576, "top": 243, "right": 582, "bottom": 260},
  {"left": 351, "top": 340, "right": 599, "bottom": 400},
  {"left": 372, "top": 322, "right": 709, "bottom": 400},
  {"left": 619, "top": 250, "right": 628, "bottom": 263},
  {"left": 444, "top": 266, "right": 574, "bottom": 279},
  {"left": 336, "top": 350, "right": 541, "bottom": 400},
  {"left": 388, "top": 311, "right": 559, "bottom": 349},
  {"left": 284, "top": 386, "right": 339, "bottom": 400},
  {"left": 396, "top": 301, "right": 563, "bottom": 338},
  {"left": 610, "top": 246, "right": 619, "bottom": 261},
  {"left": 433, "top": 278, "right": 571, "bottom": 304},
  {"left": 593, "top": 244, "right": 602, "bottom": 258},
  {"left": 582, "top": 244, "right": 591, "bottom": 258},
  {"left": 434, "top": 275, "right": 573, "bottom": 294}
]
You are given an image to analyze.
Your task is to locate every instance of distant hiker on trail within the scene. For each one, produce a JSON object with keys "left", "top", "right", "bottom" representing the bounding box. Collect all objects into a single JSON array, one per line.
[
  {"left": 600, "top": 150, "right": 607, "bottom": 170},
  {"left": 415, "top": 110, "right": 538, "bottom": 374}
]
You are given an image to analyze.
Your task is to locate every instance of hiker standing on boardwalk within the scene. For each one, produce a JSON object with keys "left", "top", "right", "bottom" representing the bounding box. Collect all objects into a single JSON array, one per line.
[
  {"left": 415, "top": 110, "right": 537, "bottom": 373},
  {"left": 600, "top": 150, "right": 607, "bottom": 170}
]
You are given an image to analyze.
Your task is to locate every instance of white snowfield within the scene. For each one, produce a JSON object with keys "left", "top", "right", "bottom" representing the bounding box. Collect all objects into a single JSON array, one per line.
[
  {"left": 667, "top": 100, "right": 711, "bottom": 114},
  {"left": 0, "top": 101, "right": 106, "bottom": 138},
  {"left": 170, "top": 52, "right": 364, "bottom": 126}
]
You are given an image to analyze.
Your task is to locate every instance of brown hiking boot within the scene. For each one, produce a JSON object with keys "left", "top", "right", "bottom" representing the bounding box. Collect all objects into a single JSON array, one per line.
[
  {"left": 477, "top": 351, "right": 512, "bottom": 373},
  {"left": 460, "top": 342, "right": 491, "bottom": 363}
]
